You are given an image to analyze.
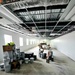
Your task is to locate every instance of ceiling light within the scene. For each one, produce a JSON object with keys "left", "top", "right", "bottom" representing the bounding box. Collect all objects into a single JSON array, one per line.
[
  {"left": 50, "top": 33, "right": 61, "bottom": 36},
  {"left": 28, "top": 33, "right": 37, "bottom": 36},
  {"left": 37, "top": 29, "right": 52, "bottom": 32}
]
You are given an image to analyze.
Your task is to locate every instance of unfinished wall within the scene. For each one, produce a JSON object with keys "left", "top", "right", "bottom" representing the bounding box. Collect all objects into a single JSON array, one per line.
[
  {"left": 0, "top": 28, "right": 39, "bottom": 61},
  {"left": 51, "top": 31, "right": 75, "bottom": 61}
]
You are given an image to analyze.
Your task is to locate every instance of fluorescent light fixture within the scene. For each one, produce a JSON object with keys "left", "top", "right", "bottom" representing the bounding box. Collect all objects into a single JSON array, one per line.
[
  {"left": 37, "top": 29, "right": 52, "bottom": 32},
  {"left": 28, "top": 33, "right": 37, "bottom": 36},
  {"left": 50, "top": 33, "right": 61, "bottom": 36}
]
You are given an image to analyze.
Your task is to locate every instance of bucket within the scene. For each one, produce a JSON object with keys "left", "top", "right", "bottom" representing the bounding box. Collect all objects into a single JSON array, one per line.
[
  {"left": 25, "top": 58, "right": 29, "bottom": 64},
  {"left": 4, "top": 59, "right": 10, "bottom": 67},
  {"left": 30, "top": 57, "right": 34, "bottom": 63},
  {"left": 5, "top": 65, "right": 11, "bottom": 73}
]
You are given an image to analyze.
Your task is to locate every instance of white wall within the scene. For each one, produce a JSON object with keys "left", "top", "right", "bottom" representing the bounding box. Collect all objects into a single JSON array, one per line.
[
  {"left": 0, "top": 28, "right": 39, "bottom": 61},
  {"left": 51, "top": 31, "right": 75, "bottom": 61}
]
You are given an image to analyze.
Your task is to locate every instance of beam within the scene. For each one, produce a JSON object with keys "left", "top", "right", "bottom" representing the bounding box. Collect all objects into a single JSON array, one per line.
[
  {"left": 59, "top": 0, "right": 75, "bottom": 20},
  {"left": 25, "top": 21, "right": 75, "bottom": 27},
  {"left": 45, "top": 5, "right": 47, "bottom": 36},
  {"left": 47, "top": 4, "right": 67, "bottom": 9},
  {"left": 57, "top": 9, "right": 62, "bottom": 19},
  {"left": 20, "top": 23, "right": 32, "bottom": 31},
  {"left": 50, "top": 14, "right": 70, "bottom": 35},
  {"left": 24, "top": 20, "right": 70, "bottom": 24},
  {"left": 57, "top": 21, "right": 72, "bottom": 33},
  {"left": 38, "top": 26, "right": 70, "bottom": 28},
  {"left": 18, "top": 12, "right": 63, "bottom": 17},
  {"left": 14, "top": 4, "right": 67, "bottom": 12},
  {"left": 14, "top": 6, "right": 45, "bottom": 12},
  {"left": 24, "top": 3, "right": 41, "bottom": 36}
]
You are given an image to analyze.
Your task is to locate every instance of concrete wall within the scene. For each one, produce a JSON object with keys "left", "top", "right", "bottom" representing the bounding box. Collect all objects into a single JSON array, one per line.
[
  {"left": 51, "top": 31, "right": 75, "bottom": 61},
  {"left": 0, "top": 28, "right": 39, "bottom": 61}
]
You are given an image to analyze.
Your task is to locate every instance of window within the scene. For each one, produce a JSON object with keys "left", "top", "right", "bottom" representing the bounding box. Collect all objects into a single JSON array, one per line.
[
  {"left": 19, "top": 37, "right": 23, "bottom": 46},
  {"left": 31, "top": 39, "right": 36, "bottom": 44},
  {"left": 30, "top": 39, "right": 33, "bottom": 45},
  {"left": 26, "top": 38, "right": 29, "bottom": 45},
  {"left": 4, "top": 34, "right": 12, "bottom": 44}
]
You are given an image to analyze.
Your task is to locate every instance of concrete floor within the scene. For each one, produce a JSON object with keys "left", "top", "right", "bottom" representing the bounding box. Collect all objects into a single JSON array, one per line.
[{"left": 0, "top": 47, "right": 75, "bottom": 75}]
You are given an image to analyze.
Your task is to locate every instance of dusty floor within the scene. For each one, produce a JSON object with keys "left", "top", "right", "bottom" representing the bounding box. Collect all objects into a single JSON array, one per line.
[{"left": 0, "top": 47, "right": 75, "bottom": 75}]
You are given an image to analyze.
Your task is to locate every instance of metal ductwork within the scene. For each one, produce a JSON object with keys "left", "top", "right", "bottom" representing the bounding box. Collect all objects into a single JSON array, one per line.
[{"left": 4, "top": 0, "right": 69, "bottom": 11}]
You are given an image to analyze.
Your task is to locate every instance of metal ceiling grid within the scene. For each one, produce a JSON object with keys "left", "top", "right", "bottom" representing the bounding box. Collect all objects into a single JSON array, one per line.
[
  {"left": 16, "top": 9, "right": 64, "bottom": 22},
  {"left": 24, "top": 4, "right": 41, "bottom": 36},
  {"left": 3, "top": 0, "right": 73, "bottom": 38}
]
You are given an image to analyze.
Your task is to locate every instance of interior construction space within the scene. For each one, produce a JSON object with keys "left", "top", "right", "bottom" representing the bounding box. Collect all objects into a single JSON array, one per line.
[
  {"left": 0, "top": 0, "right": 75, "bottom": 75},
  {"left": 0, "top": 47, "right": 75, "bottom": 75}
]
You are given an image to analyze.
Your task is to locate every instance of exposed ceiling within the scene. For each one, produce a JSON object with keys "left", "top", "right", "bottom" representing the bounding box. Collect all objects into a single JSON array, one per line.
[{"left": 1, "top": 0, "right": 75, "bottom": 38}]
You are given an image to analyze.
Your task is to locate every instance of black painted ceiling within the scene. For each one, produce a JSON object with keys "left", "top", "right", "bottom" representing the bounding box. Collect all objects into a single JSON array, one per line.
[{"left": 3, "top": 0, "right": 75, "bottom": 38}]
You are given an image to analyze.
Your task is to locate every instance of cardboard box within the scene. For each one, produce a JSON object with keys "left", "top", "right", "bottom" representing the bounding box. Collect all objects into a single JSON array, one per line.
[{"left": 3, "top": 45, "right": 14, "bottom": 52}]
